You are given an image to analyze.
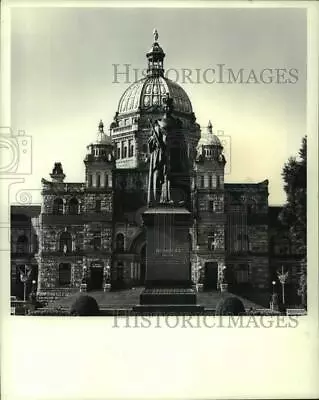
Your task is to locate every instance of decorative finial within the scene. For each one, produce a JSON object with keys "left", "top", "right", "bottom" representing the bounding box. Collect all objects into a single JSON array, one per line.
[
  {"left": 153, "top": 29, "right": 159, "bottom": 43},
  {"left": 208, "top": 120, "right": 213, "bottom": 134},
  {"left": 99, "top": 119, "right": 104, "bottom": 133}
]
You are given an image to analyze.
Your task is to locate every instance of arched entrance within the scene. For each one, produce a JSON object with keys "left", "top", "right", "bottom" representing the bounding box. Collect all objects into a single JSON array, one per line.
[
  {"left": 90, "top": 262, "right": 103, "bottom": 290},
  {"left": 204, "top": 261, "right": 218, "bottom": 290}
]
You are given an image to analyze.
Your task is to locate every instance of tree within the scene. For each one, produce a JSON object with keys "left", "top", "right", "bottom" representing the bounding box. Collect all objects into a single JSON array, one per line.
[
  {"left": 70, "top": 295, "right": 100, "bottom": 316},
  {"left": 279, "top": 136, "right": 307, "bottom": 307},
  {"left": 215, "top": 296, "right": 246, "bottom": 316}
]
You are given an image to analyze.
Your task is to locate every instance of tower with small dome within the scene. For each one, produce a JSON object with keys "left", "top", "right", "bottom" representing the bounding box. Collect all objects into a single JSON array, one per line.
[{"left": 193, "top": 121, "right": 227, "bottom": 289}]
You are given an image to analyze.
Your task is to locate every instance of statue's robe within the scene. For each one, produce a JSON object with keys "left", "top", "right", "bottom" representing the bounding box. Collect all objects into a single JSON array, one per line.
[{"left": 147, "top": 124, "right": 170, "bottom": 205}]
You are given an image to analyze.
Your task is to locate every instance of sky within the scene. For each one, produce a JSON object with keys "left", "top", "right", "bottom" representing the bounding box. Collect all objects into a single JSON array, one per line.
[{"left": 9, "top": 6, "right": 307, "bottom": 205}]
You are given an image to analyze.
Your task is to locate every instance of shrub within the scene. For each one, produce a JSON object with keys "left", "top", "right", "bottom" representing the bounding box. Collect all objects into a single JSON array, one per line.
[
  {"left": 70, "top": 295, "right": 100, "bottom": 316},
  {"left": 215, "top": 296, "right": 246, "bottom": 316}
]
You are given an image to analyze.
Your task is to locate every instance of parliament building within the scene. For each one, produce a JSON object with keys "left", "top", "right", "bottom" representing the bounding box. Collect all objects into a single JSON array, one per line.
[{"left": 10, "top": 33, "right": 304, "bottom": 304}]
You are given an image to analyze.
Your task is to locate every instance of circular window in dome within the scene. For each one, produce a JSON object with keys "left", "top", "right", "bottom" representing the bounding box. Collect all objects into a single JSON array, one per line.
[
  {"left": 153, "top": 96, "right": 159, "bottom": 105},
  {"left": 145, "top": 84, "right": 152, "bottom": 94},
  {"left": 153, "top": 85, "right": 159, "bottom": 95},
  {"left": 160, "top": 85, "right": 166, "bottom": 94}
]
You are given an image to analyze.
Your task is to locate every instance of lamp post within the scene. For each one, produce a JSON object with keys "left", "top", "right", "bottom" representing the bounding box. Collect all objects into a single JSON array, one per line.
[
  {"left": 272, "top": 280, "right": 276, "bottom": 295},
  {"left": 270, "top": 280, "right": 278, "bottom": 311},
  {"left": 220, "top": 265, "right": 228, "bottom": 292},
  {"left": 30, "top": 280, "right": 37, "bottom": 303},
  {"left": 195, "top": 245, "right": 202, "bottom": 292},
  {"left": 80, "top": 265, "right": 88, "bottom": 292},
  {"left": 104, "top": 262, "right": 111, "bottom": 292},
  {"left": 20, "top": 265, "right": 31, "bottom": 302},
  {"left": 277, "top": 265, "right": 289, "bottom": 305}
]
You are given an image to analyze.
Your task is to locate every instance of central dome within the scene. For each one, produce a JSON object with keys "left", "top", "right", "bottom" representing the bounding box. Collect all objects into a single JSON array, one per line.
[
  {"left": 117, "top": 29, "right": 193, "bottom": 116},
  {"left": 117, "top": 76, "right": 193, "bottom": 115}
]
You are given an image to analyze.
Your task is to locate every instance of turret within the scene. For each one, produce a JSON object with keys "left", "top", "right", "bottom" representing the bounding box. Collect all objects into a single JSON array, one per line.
[
  {"left": 84, "top": 120, "right": 115, "bottom": 188},
  {"left": 50, "top": 162, "right": 65, "bottom": 183}
]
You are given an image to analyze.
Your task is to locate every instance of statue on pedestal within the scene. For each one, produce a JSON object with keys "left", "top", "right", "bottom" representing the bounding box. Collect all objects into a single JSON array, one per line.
[
  {"left": 147, "top": 94, "right": 174, "bottom": 206},
  {"left": 147, "top": 119, "right": 171, "bottom": 205}
]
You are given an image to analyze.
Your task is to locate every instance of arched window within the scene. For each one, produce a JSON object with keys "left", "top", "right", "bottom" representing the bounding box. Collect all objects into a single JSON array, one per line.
[
  {"left": 129, "top": 140, "right": 134, "bottom": 157},
  {"left": 123, "top": 146, "right": 128, "bottom": 158},
  {"left": 116, "top": 233, "right": 124, "bottom": 252},
  {"left": 53, "top": 198, "right": 64, "bottom": 215},
  {"left": 58, "top": 263, "right": 71, "bottom": 285},
  {"left": 16, "top": 235, "right": 29, "bottom": 253},
  {"left": 69, "top": 198, "right": 79, "bottom": 215},
  {"left": 59, "top": 232, "right": 72, "bottom": 253}
]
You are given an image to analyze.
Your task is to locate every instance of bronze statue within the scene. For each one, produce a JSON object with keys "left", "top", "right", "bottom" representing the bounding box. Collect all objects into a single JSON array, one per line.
[{"left": 147, "top": 119, "right": 171, "bottom": 205}]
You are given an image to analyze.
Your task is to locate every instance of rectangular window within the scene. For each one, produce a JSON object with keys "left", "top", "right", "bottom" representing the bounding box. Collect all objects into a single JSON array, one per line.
[
  {"left": 93, "top": 232, "right": 102, "bottom": 250},
  {"left": 216, "top": 175, "right": 220, "bottom": 188},
  {"left": 105, "top": 173, "right": 109, "bottom": 187},
  {"left": 96, "top": 174, "right": 101, "bottom": 188},
  {"left": 212, "top": 175, "right": 217, "bottom": 188},
  {"left": 116, "top": 146, "right": 121, "bottom": 159},
  {"left": 236, "top": 264, "right": 249, "bottom": 283},
  {"left": 204, "top": 175, "right": 209, "bottom": 188},
  {"left": 200, "top": 175, "right": 205, "bottom": 188},
  {"left": 207, "top": 232, "right": 216, "bottom": 250},
  {"left": 123, "top": 146, "right": 128, "bottom": 158},
  {"left": 88, "top": 174, "right": 93, "bottom": 187},
  {"left": 95, "top": 200, "right": 101, "bottom": 213},
  {"left": 59, "top": 263, "right": 71, "bottom": 285}
]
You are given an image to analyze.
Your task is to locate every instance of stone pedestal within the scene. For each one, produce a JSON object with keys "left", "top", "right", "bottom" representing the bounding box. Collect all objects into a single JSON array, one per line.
[
  {"left": 80, "top": 283, "right": 87, "bottom": 292},
  {"left": 135, "top": 206, "right": 203, "bottom": 312},
  {"left": 104, "top": 283, "right": 111, "bottom": 292}
]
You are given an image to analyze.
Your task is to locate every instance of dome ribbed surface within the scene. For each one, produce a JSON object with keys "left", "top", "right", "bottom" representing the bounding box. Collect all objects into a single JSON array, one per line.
[{"left": 117, "top": 76, "right": 193, "bottom": 115}]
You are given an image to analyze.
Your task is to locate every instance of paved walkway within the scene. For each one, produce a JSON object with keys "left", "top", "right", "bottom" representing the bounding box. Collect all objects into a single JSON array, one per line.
[{"left": 52, "top": 288, "right": 265, "bottom": 310}]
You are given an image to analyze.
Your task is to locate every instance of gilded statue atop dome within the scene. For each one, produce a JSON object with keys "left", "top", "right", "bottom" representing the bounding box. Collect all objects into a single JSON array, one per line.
[{"left": 153, "top": 29, "right": 159, "bottom": 43}]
